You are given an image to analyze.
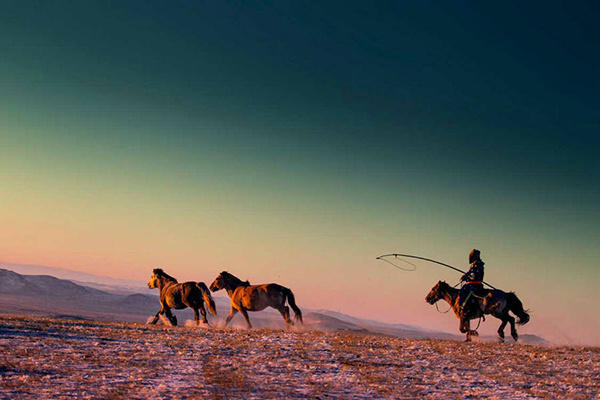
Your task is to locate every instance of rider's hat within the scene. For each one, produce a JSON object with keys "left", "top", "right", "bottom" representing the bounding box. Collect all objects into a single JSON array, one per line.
[{"left": 469, "top": 249, "right": 481, "bottom": 264}]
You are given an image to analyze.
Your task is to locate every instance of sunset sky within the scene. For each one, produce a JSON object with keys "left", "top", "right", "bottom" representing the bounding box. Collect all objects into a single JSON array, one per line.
[{"left": 1, "top": 2, "right": 598, "bottom": 345}]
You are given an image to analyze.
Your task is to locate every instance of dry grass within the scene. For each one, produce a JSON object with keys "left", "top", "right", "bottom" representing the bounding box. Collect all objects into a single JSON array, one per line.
[{"left": 0, "top": 315, "right": 598, "bottom": 399}]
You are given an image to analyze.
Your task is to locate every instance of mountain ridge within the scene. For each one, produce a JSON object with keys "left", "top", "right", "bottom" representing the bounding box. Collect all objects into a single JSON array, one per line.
[{"left": 0, "top": 262, "right": 147, "bottom": 293}]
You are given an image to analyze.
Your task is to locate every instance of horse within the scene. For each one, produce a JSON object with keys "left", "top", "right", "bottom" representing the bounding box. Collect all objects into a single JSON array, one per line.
[
  {"left": 425, "top": 281, "right": 530, "bottom": 342},
  {"left": 209, "top": 271, "right": 303, "bottom": 329},
  {"left": 147, "top": 268, "right": 217, "bottom": 326}
]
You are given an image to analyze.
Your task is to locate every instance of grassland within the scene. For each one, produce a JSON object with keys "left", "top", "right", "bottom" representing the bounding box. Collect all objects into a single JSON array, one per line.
[{"left": 1, "top": 315, "right": 598, "bottom": 399}]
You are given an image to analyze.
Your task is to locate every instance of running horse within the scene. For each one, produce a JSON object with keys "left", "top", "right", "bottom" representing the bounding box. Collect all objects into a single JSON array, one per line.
[
  {"left": 425, "top": 281, "right": 530, "bottom": 342},
  {"left": 147, "top": 268, "right": 217, "bottom": 326},
  {"left": 209, "top": 271, "right": 303, "bottom": 329}
]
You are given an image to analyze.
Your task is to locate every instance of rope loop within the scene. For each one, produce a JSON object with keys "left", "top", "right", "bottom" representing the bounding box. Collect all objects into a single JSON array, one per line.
[{"left": 377, "top": 255, "right": 417, "bottom": 271}]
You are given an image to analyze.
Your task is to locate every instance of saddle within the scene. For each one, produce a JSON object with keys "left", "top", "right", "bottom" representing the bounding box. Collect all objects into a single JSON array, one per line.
[{"left": 461, "top": 288, "right": 492, "bottom": 317}]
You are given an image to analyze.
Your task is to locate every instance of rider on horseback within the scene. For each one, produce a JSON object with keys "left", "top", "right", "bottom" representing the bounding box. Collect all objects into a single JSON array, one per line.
[{"left": 458, "top": 249, "right": 485, "bottom": 318}]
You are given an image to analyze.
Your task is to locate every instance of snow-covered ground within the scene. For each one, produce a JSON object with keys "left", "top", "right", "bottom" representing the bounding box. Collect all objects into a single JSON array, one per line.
[{"left": 1, "top": 315, "right": 598, "bottom": 399}]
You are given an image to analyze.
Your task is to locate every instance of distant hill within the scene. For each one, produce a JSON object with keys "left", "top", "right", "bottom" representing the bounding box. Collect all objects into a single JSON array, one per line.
[
  {"left": 0, "top": 262, "right": 147, "bottom": 294},
  {"left": 0, "top": 269, "right": 107, "bottom": 297},
  {"left": 0, "top": 268, "right": 151, "bottom": 320},
  {"left": 515, "top": 334, "right": 553, "bottom": 346},
  {"left": 0, "top": 269, "right": 41, "bottom": 294},
  {"left": 313, "top": 309, "right": 453, "bottom": 337}
]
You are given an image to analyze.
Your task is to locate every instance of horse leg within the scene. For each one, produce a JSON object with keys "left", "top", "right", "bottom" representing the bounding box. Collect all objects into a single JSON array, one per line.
[
  {"left": 182, "top": 300, "right": 200, "bottom": 325},
  {"left": 497, "top": 319, "right": 508, "bottom": 343},
  {"left": 164, "top": 307, "right": 177, "bottom": 326},
  {"left": 149, "top": 306, "right": 165, "bottom": 325},
  {"left": 224, "top": 307, "right": 238, "bottom": 327},
  {"left": 192, "top": 307, "right": 200, "bottom": 325},
  {"left": 507, "top": 315, "right": 518, "bottom": 341},
  {"left": 459, "top": 318, "right": 471, "bottom": 342},
  {"left": 276, "top": 306, "right": 293, "bottom": 328},
  {"left": 149, "top": 310, "right": 161, "bottom": 325},
  {"left": 239, "top": 307, "right": 253, "bottom": 329},
  {"left": 198, "top": 303, "right": 208, "bottom": 324},
  {"left": 283, "top": 305, "right": 293, "bottom": 326}
]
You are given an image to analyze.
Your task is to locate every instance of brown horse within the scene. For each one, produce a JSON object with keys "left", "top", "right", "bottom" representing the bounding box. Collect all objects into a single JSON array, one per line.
[
  {"left": 148, "top": 268, "right": 217, "bottom": 326},
  {"left": 425, "top": 281, "right": 530, "bottom": 342},
  {"left": 209, "top": 271, "right": 303, "bottom": 329}
]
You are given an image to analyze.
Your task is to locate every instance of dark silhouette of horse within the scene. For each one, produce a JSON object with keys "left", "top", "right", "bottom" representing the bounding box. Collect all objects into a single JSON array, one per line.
[
  {"left": 209, "top": 271, "right": 302, "bottom": 329},
  {"left": 147, "top": 268, "right": 217, "bottom": 326},
  {"left": 425, "top": 281, "right": 530, "bottom": 342}
]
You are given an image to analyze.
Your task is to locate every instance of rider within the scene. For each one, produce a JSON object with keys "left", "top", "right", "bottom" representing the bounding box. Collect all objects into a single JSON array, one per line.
[{"left": 458, "top": 249, "right": 485, "bottom": 318}]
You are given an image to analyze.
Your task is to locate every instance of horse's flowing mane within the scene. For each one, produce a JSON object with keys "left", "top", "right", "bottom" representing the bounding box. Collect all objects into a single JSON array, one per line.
[
  {"left": 153, "top": 268, "right": 178, "bottom": 283},
  {"left": 221, "top": 271, "right": 250, "bottom": 287}
]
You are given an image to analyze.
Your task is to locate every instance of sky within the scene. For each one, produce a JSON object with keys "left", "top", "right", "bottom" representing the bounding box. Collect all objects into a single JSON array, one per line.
[{"left": 1, "top": 1, "right": 599, "bottom": 345}]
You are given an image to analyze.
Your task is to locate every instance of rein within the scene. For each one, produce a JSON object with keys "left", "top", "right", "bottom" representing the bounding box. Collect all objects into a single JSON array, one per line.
[{"left": 435, "top": 301, "right": 452, "bottom": 314}]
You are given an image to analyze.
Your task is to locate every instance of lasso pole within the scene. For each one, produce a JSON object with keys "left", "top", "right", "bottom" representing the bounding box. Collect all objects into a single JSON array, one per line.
[{"left": 376, "top": 253, "right": 497, "bottom": 290}]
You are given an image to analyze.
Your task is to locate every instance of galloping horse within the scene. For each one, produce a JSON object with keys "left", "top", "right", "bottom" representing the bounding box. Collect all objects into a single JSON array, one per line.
[
  {"left": 209, "top": 271, "right": 303, "bottom": 329},
  {"left": 425, "top": 281, "right": 530, "bottom": 342},
  {"left": 148, "top": 268, "right": 217, "bottom": 326}
]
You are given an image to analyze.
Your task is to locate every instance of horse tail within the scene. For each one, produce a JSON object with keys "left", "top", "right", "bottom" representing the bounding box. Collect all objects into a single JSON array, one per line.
[
  {"left": 506, "top": 292, "right": 530, "bottom": 325},
  {"left": 197, "top": 282, "right": 217, "bottom": 316},
  {"left": 285, "top": 288, "right": 303, "bottom": 324}
]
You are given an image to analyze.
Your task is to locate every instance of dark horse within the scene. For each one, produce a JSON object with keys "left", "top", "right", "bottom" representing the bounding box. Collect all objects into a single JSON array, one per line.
[
  {"left": 209, "top": 271, "right": 303, "bottom": 329},
  {"left": 148, "top": 268, "right": 217, "bottom": 326},
  {"left": 426, "top": 281, "right": 530, "bottom": 342}
]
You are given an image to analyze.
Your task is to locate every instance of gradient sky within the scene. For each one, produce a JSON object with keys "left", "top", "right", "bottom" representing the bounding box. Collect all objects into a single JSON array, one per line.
[{"left": 1, "top": 1, "right": 598, "bottom": 345}]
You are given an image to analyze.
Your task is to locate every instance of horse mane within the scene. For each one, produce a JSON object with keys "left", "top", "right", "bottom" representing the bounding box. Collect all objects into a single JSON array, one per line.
[
  {"left": 438, "top": 280, "right": 458, "bottom": 294},
  {"left": 438, "top": 280, "right": 450, "bottom": 289},
  {"left": 153, "top": 268, "right": 178, "bottom": 283},
  {"left": 221, "top": 271, "right": 250, "bottom": 287}
]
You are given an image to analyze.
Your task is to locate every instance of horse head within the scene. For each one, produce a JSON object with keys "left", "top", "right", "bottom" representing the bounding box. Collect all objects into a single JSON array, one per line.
[
  {"left": 210, "top": 271, "right": 249, "bottom": 292},
  {"left": 148, "top": 269, "right": 161, "bottom": 289},
  {"left": 148, "top": 268, "right": 177, "bottom": 289},
  {"left": 425, "top": 280, "right": 449, "bottom": 304},
  {"left": 210, "top": 271, "right": 227, "bottom": 292}
]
